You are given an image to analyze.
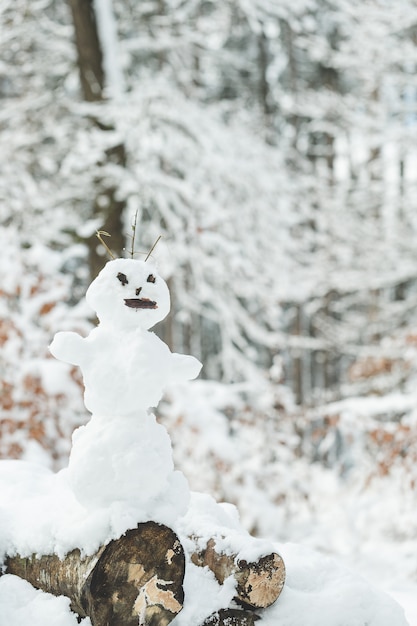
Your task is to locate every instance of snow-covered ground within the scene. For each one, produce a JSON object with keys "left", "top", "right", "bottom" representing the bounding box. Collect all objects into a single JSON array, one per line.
[
  {"left": 0, "top": 475, "right": 414, "bottom": 626},
  {"left": 344, "top": 536, "right": 417, "bottom": 626},
  {"left": 392, "top": 590, "right": 417, "bottom": 626}
]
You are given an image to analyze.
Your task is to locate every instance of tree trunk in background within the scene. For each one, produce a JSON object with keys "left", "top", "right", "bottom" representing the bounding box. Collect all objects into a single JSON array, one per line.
[
  {"left": 67, "top": 0, "right": 104, "bottom": 102},
  {"left": 292, "top": 304, "right": 303, "bottom": 405},
  {"left": 89, "top": 138, "right": 127, "bottom": 279},
  {"left": 6, "top": 522, "right": 185, "bottom": 626},
  {"left": 67, "top": 0, "right": 126, "bottom": 279},
  {"left": 280, "top": 19, "right": 300, "bottom": 155},
  {"left": 368, "top": 86, "right": 383, "bottom": 220},
  {"left": 258, "top": 30, "right": 274, "bottom": 138}
]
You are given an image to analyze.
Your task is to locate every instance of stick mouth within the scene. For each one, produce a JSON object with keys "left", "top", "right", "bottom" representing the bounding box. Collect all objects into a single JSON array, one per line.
[{"left": 124, "top": 298, "right": 158, "bottom": 310}]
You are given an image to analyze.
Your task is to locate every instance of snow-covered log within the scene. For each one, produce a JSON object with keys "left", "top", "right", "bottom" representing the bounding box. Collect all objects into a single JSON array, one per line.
[
  {"left": 202, "top": 608, "right": 260, "bottom": 625},
  {"left": 191, "top": 538, "right": 285, "bottom": 609},
  {"left": 5, "top": 522, "right": 185, "bottom": 626}
]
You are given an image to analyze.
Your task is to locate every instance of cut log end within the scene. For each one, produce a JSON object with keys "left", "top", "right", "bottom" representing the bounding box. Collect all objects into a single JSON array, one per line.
[
  {"left": 236, "top": 552, "right": 286, "bottom": 609},
  {"left": 6, "top": 522, "right": 185, "bottom": 626},
  {"left": 87, "top": 523, "right": 185, "bottom": 626},
  {"left": 191, "top": 538, "right": 286, "bottom": 610}
]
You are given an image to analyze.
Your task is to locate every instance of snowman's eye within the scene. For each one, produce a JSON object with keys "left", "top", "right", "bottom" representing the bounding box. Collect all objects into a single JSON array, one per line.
[
  {"left": 117, "top": 272, "right": 128, "bottom": 286},
  {"left": 147, "top": 274, "right": 156, "bottom": 283}
]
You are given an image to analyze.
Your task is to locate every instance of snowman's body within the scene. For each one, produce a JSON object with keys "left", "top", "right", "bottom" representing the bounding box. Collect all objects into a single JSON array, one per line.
[
  {"left": 54, "top": 324, "right": 198, "bottom": 417},
  {"left": 50, "top": 258, "right": 201, "bottom": 521}
]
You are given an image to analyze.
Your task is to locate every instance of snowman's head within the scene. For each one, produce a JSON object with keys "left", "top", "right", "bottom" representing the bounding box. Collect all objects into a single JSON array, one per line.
[{"left": 86, "top": 258, "right": 170, "bottom": 329}]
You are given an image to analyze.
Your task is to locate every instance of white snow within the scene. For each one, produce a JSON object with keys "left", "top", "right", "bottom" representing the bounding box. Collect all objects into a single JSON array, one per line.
[
  {"left": 68, "top": 413, "right": 189, "bottom": 523},
  {"left": 260, "top": 543, "right": 408, "bottom": 626},
  {"left": 0, "top": 575, "right": 91, "bottom": 626},
  {"left": 93, "top": 0, "right": 125, "bottom": 99},
  {"left": 0, "top": 258, "right": 412, "bottom": 625},
  {"left": 50, "top": 258, "right": 201, "bottom": 416},
  {"left": 0, "top": 476, "right": 410, "bottom": 626},
  {"left": 48, "top": 258, "right": 201, "bottom": 519}
]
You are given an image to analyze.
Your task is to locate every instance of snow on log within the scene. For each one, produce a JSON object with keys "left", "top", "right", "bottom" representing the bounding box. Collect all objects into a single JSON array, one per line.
[
  {"left": 191, "top": 538, "right": 285, "bottom": 609},
  {"left": 5, "top": 521, "right": 185, "bottom": 626},
  {"left": 202, "top": 608, "right": 260, "bottom": 625}
]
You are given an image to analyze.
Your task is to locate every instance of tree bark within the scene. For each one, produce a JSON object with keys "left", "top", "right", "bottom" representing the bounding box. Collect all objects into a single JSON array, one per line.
[
  {"left": 67, "top": 0, "right": 104, "bottom": 102},
  {"left": 201, "top": 609, "right": 260, "bottom": 626},
  {"left": 191, "top": 538, "right": 285, "bottom": 609},
  {"left": 5, "top": 522, "right": 185, "bottom": 626},
  {"left": 88, "top": 137, "right": 127, "bottom": 280},
  {"left": 67, "top": 0, "right": 126, "bottom": 278}
]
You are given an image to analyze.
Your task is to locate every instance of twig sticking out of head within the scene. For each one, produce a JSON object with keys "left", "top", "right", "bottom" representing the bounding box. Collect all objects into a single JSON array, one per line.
[
  {"left": 145, "top": 235, "right": 162, "bottom": 262},
  {"left": 96, "top": 230, "right": 116, "bottom": 260},
  {"left": 130, "top": 210, "right": 139, "bottom": 259}
]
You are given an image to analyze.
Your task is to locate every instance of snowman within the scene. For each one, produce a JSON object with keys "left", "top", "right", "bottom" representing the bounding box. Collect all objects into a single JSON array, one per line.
[{"left": 50, "top": 257, "right": 202, "bottom": 523}]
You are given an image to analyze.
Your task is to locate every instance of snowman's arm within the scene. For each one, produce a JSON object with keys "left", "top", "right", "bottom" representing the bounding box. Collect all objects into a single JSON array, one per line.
[
  {"left": 170, "top": 353, "right": 202, "bottom": 382},
  {"left": 49, "top": 331, "right": 87, "bottom": 366}
]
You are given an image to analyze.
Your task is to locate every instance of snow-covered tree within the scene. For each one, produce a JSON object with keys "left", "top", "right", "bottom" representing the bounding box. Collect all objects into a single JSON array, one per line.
[{"left": 2, "top": 0, "right": 417, "bottom": 462}]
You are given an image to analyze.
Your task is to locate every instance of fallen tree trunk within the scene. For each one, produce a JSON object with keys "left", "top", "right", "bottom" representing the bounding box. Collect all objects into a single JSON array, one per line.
[
  {"left": 5, "top": 521, "right": 185, "bottom": 626},
  {"left": 191, "top": 538, "right": 285, "bottom": 609}
]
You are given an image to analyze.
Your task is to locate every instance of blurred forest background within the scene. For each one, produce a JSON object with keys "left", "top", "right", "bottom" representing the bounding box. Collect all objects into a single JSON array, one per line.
[{"left": 1, "top": 0, "right": 417, "bottom": 569}]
